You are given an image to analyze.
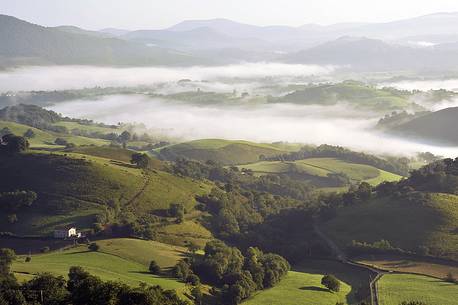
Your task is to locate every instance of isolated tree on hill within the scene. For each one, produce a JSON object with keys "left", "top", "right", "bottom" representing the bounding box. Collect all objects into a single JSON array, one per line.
[
  {"left": 149, "top": 260, "right": 160, "bottom": 275},
  {"left": 168, "top": 203, "right": 185, "bottom": 223},
  {"left": 118, "top": 131, "right": 131, "bottom": 143},
  {"left": 130, "top": 153, "right": 150, "bottom": 169},
  {"left": 54, "top": 137, "right": 68, "bottom": 146},
  {"left": 321, "top": 274, "right": 340, "bottom": 292},
  {"left": 23, "top": 129, "right": 35, "bottom": 139},
  {"left": 88, "top": 243, "right": 99, "bottom": 252}
]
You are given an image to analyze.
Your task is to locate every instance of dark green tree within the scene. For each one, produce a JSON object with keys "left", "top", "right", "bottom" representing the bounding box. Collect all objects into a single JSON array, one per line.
[
  {"left": 130, "top": 153, "right": 150, "bottom": 169},
  {"left": 321, "top": 274, "right": 340, "bottom": 292}
]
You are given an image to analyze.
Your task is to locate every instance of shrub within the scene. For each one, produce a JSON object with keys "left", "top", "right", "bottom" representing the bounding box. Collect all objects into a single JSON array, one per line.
[
  {"left": 88, "top": 242, "right": 99, "bottom": 252},
  {"left": 25, "top": 256, "right": 31, "bottom": 262},
  {"left": 321, "top": 274, "right": 340, "bottom": 292},
  {"left": 186, "top": 274, "right": 201, "bottom": 286},
  {"left": 149, "top": 260, "right": 161, "bottom": 275},
  {"left": 54, "top": 138, "right": 68, "bottom": 146}
]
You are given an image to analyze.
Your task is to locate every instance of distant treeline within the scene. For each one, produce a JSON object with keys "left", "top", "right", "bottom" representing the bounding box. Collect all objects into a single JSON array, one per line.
[
  {"left": 265, "top": 144, "right": 410, "bottom": 176},
  {"left": 0, "top": 104, "right": 118, "bottom": 132}
]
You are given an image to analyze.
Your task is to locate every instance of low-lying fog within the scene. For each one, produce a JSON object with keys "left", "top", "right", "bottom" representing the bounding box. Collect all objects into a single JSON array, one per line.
[
  {"left": 1, "top": 65, "right": 457, "bottom": 157},
  {"left": 49, "top": 95, "right": 458, "bottom": 157},
  {"left": 0, "top": 64, "right": 335, "bottom": 92}
]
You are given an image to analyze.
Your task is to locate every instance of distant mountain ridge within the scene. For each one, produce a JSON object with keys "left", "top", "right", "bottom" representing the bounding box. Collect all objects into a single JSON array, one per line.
[{"left": 0, "top": 14, "right": 206, "bottom": 68}]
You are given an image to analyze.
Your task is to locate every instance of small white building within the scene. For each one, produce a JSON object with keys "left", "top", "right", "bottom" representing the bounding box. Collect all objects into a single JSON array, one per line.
[{"left": 54, "top": 226, "right": 81, "bottom": 239}]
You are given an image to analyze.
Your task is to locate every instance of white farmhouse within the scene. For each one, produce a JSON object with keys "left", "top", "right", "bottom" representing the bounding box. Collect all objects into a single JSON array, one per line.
[{"left": 53, "top": 226, "right": 81, "bottom": 239}]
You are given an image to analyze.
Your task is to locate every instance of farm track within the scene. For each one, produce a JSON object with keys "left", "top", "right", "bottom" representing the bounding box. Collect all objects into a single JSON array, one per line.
[{"left": 314, "top": 224, "right": 384, "bottom": 305}]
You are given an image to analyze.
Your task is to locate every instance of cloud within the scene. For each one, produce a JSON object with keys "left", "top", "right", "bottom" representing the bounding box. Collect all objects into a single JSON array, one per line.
[
  {"left": 382, "top": 79, "right": 458, "bottom": 92},
  {"left": 48, "top": 94, "right": 458, "bottom": 157},
  {"left": 0, "top": 64, "right": 336, "bottom": 92}
]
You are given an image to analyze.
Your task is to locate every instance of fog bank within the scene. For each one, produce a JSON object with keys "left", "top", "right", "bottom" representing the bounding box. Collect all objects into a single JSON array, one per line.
[
  {"left": 0, "top": 64, "right": 336, "bottom": 92},
  {"left": 49, "top": 95, "right": 458, "bottom": 157}
]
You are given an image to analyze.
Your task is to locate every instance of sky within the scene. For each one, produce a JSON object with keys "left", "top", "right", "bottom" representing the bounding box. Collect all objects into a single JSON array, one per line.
[{"left": 1, "top": 0, "right": 458, "bottom": 30}]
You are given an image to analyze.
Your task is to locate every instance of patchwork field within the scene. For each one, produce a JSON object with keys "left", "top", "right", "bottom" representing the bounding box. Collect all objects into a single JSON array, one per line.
[
  {"left": 378, "top": 274, "right": 458, "bottom": 305},
  {"left": 238, "top": 158, "right": 402, "bottom": 186},
  {"left": 356, "top": 254, "right": 458, "bottom": 279}
]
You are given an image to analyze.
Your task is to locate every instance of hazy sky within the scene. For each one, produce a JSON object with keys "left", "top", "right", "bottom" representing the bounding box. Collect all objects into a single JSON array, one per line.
[{"left": 1, "top": 0, "right": 458, "bottom": 30}]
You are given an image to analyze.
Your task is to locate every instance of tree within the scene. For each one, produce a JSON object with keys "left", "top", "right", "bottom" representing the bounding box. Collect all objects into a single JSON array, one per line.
[
  {"left": 118, "top": 131, "right": 131, "bottom": 143},
  {"left": 321, "top": 274, "right": 340, "bottom": 292},
  {"left": 23, "top": 129, "right": 35, "bottom": 139},
  {"left": 168, "top": 203, "right": 185, "bottom": 223},
  {"left": 54, "top": 138, "right": 68, "bottom": 146},
  {"left": 173, "top": 260, "right": 192, "bottom": 281},
  {"left": 0, "top": 127, "right": 12, "bottom": 137},
  {"left": 130, "top": 153, "right": 150, "bottom": 169},
  {"left": 0, "top": 135, "right": 29, "bottom": 154},
  {"left": 0, "top": 248, "right": 16, "bottom": 275},
  {"left": 149, "top": 260, "right": 160, "bottom": 275},
  {"left": 191, "top": 286, "right": 203, "bottom": 305},
  {"left": 187, "top": 241, "right": 201, "bottom": 254},
  {"left": 186, "top": 274, "right": 201, "bottom": 286},
  {"left": 88, "top": 243, "right": 99, "bottom": 252},
  {"left": 22, "top": 273, "right": 68, "bottom": 305}
]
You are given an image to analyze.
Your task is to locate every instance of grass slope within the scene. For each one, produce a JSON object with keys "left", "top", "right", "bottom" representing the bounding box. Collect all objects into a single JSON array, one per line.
[
  {"left": 378, "top": 274, "right": 458, "bottom": 305},
  {"left": 243, "top": 271, "right": 350, "bottom": 305},
  {"left": 159, "top": 139, "right": 299, "bottom": 165},
  {"left": 0, "top": 151, "right": 210, "bottom": 236},
  {"left": 244, "top": 259, "right": 373, "bottom": 305},
  {"left": 0, "top": 120, "right": 109, "bottom": 148},
  {"left": 323, "top": 193, "right": 458, "bottom": 260},
  {"left": 12, "top": 238, "right": 185, "bottom": 290},
  {"left": 239, "top": 158, "right": 402, "bottom": 186}
]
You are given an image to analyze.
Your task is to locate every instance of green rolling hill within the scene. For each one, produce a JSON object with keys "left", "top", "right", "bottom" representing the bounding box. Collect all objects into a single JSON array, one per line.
[
  {"left": 0, "top": 150, "right": 211, "bottom": 236},
  {"left": 322, "top": 193, "right": 458, "bottom": 261},
  {"left": 158, "top": 139, "right": 301, "bottom": 165},
  {"left": 238, "top": 158, "right": 403, "bottom": 187}
]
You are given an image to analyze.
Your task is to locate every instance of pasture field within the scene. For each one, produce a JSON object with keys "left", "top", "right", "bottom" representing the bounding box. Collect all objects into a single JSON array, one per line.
[
  {"left": 323, "top": 193, "right": 458, "bottom": 261},
  {"left": 243, "top": 259, "right": 374, "bottom": 305},
  {"left": 0, "top": 120, "right": 110, "bottom": 148},
  {"left": 158, "top": 139, "right": 299, "bottom": 165},
  {"left": 0, "top": 151, "right": 211, "bottom": 236},
  {"left": 238, "top": 158, "right": 402, "bottom": 186},
  {"left": 356, "top": 254, "right": 458, "bottom": 279},
  {"left": 156, "top": 219, "right": 214, "bottom": 248},
  {"left": 378, "top": 274, "right": 458, "bottom": 305},
  {"left": 243, "top": 271, "right": 350, "bottom": 305},
  {"left": 52, "top": 121, "right": 119, "bottom": 134},
  {"left": 12, "top": 241, "right": 185, "bottom": 291}
]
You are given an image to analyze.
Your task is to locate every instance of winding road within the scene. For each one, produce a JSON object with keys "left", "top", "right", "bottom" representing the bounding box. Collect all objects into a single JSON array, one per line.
[{"left": 313, "top": 224, "right": 384, "bottom": 305}]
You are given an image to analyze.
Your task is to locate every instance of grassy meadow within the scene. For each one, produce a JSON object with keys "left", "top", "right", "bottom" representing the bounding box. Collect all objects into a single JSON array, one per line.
[
  {"left": 378, "top": 274, "right": 458, "bottom": 305},
  {"left": 12, "top": 238, "right": 186, "bottom": 290}
]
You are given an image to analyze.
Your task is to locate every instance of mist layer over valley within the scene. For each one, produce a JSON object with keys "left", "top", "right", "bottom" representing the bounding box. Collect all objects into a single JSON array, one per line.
[{"left": 1, "top": 64, "right": 458, "bottom": 157}]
